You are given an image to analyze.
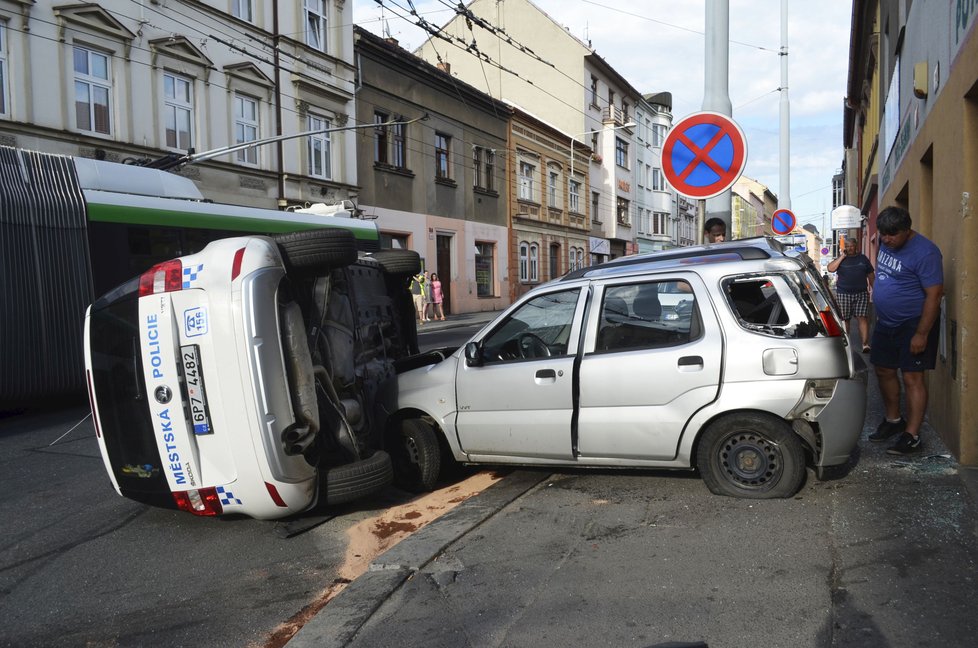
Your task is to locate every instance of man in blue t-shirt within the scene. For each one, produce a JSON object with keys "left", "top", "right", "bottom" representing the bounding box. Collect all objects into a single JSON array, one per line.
[
  {"left": 827, "top": 238, "right": 874, "bottom": 352},
  {"left": 867, "top": 206, "right": 944, "bottom": 455}
]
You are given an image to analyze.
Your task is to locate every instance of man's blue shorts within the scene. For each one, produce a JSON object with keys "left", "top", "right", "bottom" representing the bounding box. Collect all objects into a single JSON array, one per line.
[{"left": 870, "top": 318, "right": 939, "bottom": 372}]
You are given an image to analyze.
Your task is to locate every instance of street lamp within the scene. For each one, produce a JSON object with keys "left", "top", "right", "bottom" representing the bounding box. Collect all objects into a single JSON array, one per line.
[{"left": 569, "top": 122, "right": 637, "bottom": 179}]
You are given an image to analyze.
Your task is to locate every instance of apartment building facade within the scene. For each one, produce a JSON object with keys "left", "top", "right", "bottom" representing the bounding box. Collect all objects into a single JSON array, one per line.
[
  {"left": 633, "top": 92, "right": 677, "bottom": 252},
  {"left": 353, "top": 27, "right": 510, "bottom": 315},
  {"left": 413, "top": 0, "right": 644, "bottom": 263},
  {"left": 0, "top": 0, "right": 358, "bottom": 209},
  {"left": 509, "top": 105, "right": 592, "bottom": 301}
]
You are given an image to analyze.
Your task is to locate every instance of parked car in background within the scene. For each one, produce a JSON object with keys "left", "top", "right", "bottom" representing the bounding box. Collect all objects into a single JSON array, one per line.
[
  {"left": 85, "top": 230, "right": 424, "bottom": 519},
  {"left": 391, "top": 238, "right": 867, "bottom": 499}
]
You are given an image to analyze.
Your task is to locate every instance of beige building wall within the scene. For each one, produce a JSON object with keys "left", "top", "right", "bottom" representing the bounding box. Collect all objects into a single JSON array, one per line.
[{"left": 414, "top": 0, "right": 590, "bottom": 136}]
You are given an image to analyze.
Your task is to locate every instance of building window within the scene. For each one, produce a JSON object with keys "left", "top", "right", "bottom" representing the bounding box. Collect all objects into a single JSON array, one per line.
[
  {"left": 615, "top": 138, "right": 628, "bottom": 169},
  {"left": 617, "top": 197, "right": 630, "bottom": 225},
  {"left": 549, "top": 243, "right": 560, "bottom": 279},
  {"left": 0, "top": 23, "right": 7, "bottom": 116},
  {"left": 519, "top": 242, "right": 529, "bottom": 282},
  {"left": 374, "top": 111, "right": 389, "bottom": 164},
  {"left": 435, "top": 132, "right": 451, "bottom": 179},
  {"left": 233, "top": 93, "right": 259, "bottom": 165},
  {"left": 576, "top": 247, "right": 584, "bottom": 270},
  {"left": 652, "top": 123, "right": 666, "bottom": 147},
  {"left": 484, "top": 149, "right": 494, "bottom": 191},
  {"left": 473, "top": 146, "right": 494, "bottom": 191},
  {"left": 592, "top": 191, "right": 600, "bottom": 223},
  {"left": 380, "top": 232, "right": 409, "bottom": 249},
  {"left": 654, "top": 211, "right": 669, "bottom": 235},
  {"left": 529, "top": 243, "right": 539, "bottom": 282},
  {"left": 73, "top": 46, "right": 111, "bottom": 135},
  {"left": 518, "top": 161, "right": 535, "bottom": 201},
  {"left": 231, "top": 0, "right": 253, "bottom": 22},
  {"left": 622, "top": 101, "right": 629, "bottom": 124},
  {"left": 475, "top": 242, "right": 494, "bottom": 297},
  {"left": 163, "top": 73, "right": 193, "bottom": 150},
  {"left": 568, "top": 179, "right": 581, "bottom": 213},
  {"left": 652, "top": 168, "right": 665, "bottom": 191},
  {"left": 548, "top": 169, "right": 559, "bottom": 208},
  {"left": 304, "top": 0, "right": 327, "bottom": 52},
  {"left": 590, "top": 75, "right": 599, "bottom": 108},
  {"left": 307, "top": 114, "right": 331, "bottom": 178},
  {"left": 392, "top": 122, "right": 405, "bottom": 168},
  {"left": 473, "top": 147, "right": 481, "bottom": 187}
]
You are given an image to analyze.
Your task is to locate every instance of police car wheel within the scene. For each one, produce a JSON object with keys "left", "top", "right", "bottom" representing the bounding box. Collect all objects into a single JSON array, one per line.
[
  {"left": 323, "top": 451, "right": 393, "bottom": 506},
  {"left": 275, "top": 229, "right": 358, "bottom": 272},
  {"left": 369, "top": 249, "right": 422, "bottom": 276}
]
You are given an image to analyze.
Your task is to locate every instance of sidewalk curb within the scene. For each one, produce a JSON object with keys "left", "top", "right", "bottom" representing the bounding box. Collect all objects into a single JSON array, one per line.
[{"left": 287, "top": 470, "right": 550, "bottom": 648}]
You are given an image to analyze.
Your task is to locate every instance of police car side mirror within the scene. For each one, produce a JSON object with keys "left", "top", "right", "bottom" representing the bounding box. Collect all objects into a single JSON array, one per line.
[{"left": 464, "top": 342, "right": 484, "bottom": 367}]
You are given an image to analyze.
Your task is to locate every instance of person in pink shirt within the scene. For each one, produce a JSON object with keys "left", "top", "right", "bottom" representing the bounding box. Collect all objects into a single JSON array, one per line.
[{"left": 429, "top": 273, "right": 446, "bottom": 320}]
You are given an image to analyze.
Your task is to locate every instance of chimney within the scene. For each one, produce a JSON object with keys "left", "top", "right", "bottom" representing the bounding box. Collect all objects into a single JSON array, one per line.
[
  {"left": 437, "top": 61, "right": 451, "bottom": 74},
  {"left": 384, "top": 37, "right": 399, "bottom": 47}
]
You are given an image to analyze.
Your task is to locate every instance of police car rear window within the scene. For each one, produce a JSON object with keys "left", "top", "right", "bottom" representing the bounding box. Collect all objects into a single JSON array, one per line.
[{"left": 89, "top": 296, "right": 171, "bottom": 500}]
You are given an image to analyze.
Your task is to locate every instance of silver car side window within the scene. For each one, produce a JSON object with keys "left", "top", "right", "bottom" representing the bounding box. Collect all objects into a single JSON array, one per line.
[
  {"left": 480, "top": 288, "right": 581, "bottom": 363},
  {"left": 595, "top": 280, "right": 697, "bottom": 352}
]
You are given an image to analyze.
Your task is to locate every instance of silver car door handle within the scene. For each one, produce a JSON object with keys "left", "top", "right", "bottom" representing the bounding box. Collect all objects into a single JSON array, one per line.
[
  {"left": 678, "top": 356, "right": 704, "bottom": 369},
  {"left": 535, "top": 368, "right": 557, "bottom": 384}
]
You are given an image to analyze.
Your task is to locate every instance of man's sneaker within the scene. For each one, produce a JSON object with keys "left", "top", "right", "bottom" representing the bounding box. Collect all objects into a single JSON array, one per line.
[
  {"left": 869, "top": 417, "right": 906, "bottom": 442},
  {"left": 886, "top": 432, "right": 922, "bottom": 455}
]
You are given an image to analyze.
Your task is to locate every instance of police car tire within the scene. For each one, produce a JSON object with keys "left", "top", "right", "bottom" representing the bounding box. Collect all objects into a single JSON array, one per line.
[
  {"left": 275, "top": 229, "right": 358, "bottom": 272},
  {"left": 369, "top": 249, "right": 422, "bottom": 276},
  {"left": 389, "top": 418, "right": 441, "bottom": 493},
  {"left": 323, "top": 450, "right": 393, "bottom": 506},
  {"left": 696, "top": 412, "right": 806, "bottom": 499}
]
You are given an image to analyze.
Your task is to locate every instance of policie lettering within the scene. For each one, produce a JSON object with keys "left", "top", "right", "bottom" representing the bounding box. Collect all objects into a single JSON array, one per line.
[{"left": 146, "top": 314, "right": 164, "bottom": 379}]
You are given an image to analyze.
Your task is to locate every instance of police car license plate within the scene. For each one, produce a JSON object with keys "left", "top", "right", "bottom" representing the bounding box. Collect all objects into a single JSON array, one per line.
[{"left": 180, "top": 344, "right": 213, "bottom": 435}]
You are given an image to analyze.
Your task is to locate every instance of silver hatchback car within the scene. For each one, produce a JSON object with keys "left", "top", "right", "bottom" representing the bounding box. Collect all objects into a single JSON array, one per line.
[{"left": 392, "top": 238, "right": 867, "bottom": 499}]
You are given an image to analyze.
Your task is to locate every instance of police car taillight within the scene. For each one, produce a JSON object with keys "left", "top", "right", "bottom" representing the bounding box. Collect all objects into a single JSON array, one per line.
[
  {"left": 231, "top": 246, "right": 247, "bottom": 281},
  {"left": 173, "top": 488, "right": 223, "bottom": 516},
  {"left": 139, "top": 259, "right": 183, "bottom": 296}
]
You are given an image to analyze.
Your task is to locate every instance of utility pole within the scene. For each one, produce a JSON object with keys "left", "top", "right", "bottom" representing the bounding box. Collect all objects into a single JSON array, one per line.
[
  {"left": 703, "top": 0, "right": 732, "bottom": 238},
  {"left": 779, "top": 0, "right": 791, "bottom": 210}
]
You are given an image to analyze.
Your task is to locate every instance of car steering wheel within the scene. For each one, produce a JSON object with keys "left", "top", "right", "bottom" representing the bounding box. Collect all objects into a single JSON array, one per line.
[{"left": 517, "top": 332, "right": 551, "bottom": 358}]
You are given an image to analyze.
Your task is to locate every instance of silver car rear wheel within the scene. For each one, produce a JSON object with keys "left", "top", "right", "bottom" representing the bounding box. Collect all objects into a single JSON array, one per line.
[{"left": 697, "top": 413, "right": 805, "bottom": 499}]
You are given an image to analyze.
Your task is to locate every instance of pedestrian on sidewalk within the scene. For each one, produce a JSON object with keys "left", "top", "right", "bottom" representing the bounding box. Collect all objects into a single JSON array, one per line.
[
  {"left": 429, "top": 273, "right": 446, "bottom": 320},
  {"left": 827, "top": 238, "right": 875, "bottom": 352},
  {"left": 867, "top": 206, "right": 944, "bottom": 455},
  {"left": 703, "top": 217, "right": 726, "bottom": 243},
  {"left": 410, "top": 271, "right": 428, "bottom": 324}
]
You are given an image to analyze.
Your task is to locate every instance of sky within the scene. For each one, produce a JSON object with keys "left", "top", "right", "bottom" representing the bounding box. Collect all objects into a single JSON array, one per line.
[{"left": 352, "top": 0, "right": 853, "bottom": 236}]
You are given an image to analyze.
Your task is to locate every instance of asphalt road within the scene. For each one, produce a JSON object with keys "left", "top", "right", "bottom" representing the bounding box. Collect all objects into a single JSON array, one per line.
[{"left": 0, "top": 321, "right": 485, "bottom": 648}]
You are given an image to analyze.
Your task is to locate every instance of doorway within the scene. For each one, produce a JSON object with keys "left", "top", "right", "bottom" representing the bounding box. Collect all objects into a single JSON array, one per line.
[{"left": 436, "top": 234, "right": 452, "bottom": 315}]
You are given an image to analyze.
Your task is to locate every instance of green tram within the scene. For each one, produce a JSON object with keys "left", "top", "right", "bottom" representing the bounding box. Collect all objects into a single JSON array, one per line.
[{"left": 0, "top": 146, "right": 379, "bottom": 409}]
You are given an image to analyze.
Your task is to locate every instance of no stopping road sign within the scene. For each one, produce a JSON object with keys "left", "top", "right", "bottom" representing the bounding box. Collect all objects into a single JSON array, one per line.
[
  {"left": 771, "top": 208, "right": 797, "bottom": 235},
  {"left": 662, "top": 112, "right": 748, "bottom": 200}
]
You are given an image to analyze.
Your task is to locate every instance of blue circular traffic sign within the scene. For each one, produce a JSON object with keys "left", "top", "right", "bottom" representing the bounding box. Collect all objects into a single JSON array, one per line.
[
  {"left": 662, "top": 112, "right": 748, "bottom": 199},
  {"left": 771, "top": 209, "right": 796, "bottom": 236}
]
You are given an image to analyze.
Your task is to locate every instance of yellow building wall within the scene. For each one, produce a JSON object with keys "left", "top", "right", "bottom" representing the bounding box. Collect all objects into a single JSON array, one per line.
[{"left": 880, "top": 24, "right": 978, "bottom": 463}]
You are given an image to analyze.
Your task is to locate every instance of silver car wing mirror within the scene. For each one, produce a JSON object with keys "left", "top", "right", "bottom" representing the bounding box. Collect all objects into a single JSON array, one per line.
[{"left": 464, "top": 341, "right": 483, "bottom": 367}]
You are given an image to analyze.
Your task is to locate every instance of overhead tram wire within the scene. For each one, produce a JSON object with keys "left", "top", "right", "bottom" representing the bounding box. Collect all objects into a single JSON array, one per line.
[{"left": 374, "top": 0, "right": 626, "bottom": 121}]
